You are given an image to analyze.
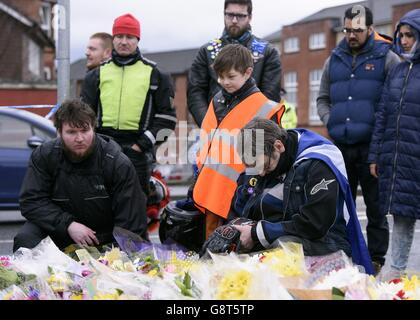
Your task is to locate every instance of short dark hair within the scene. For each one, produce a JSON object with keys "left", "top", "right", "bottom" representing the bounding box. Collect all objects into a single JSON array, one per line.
[
  {"left": 213, "top": 44, "right": 253, "bottom": 75},
  {"left": 90, "top": 32, "right": 113, "bottom": 50},
  {"left": 237, "top": 118, "right": 288, "bottom": 164},
  {"left": 54, "top": 99, "right": 97, "bottom": 132},
  {"left": 224, "top": 0, "right": 252, "bottom": 15},
  {"left": 344, "top": 5, "right": 373, "bottom": 27}
]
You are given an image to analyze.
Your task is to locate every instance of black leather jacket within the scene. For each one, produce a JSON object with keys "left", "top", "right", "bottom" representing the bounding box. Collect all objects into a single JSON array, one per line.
[
  {"left": 187, "top": 30, "right": 282, "bottom": 127},
  {"left": 19, "top": 134, "right": 148, "bottom": 241}
]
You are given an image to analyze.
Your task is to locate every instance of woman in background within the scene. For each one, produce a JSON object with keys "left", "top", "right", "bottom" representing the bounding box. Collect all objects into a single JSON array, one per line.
[{"left": 368, "top": 9, "right": 420, "bottom": 278}]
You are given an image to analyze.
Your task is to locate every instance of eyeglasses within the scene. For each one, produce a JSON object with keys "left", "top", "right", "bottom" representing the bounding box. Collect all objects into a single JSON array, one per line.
[
  {"left": 224, "top": 12, "right": 249, "bottom": 21},
  {"left": 342, "top": 28, "right": 366, "bottom": 35}
]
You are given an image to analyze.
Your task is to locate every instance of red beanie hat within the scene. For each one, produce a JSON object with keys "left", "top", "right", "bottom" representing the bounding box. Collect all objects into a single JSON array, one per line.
[{"left": 112, "top": 14, "right": 141, "bottom": 39}]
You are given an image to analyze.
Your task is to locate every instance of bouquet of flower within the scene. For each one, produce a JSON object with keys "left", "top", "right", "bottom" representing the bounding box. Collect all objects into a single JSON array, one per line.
[
  {"left": 257, "top": 242, "right": 307, "bottom": 277},
  {"left": 367, "top": 275, "right": 420, "bottom": 300},
  {"left": 189, "top": 252, "right": 293, "bottom": 300}
]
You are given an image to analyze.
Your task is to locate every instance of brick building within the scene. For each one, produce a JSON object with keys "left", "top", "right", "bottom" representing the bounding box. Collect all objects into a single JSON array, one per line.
[
  {"left": 0, "top": 0, "right": 57, "bottom": 113},
  {"left": 280, "top": 0, "right": 420, "bottom": 136}
]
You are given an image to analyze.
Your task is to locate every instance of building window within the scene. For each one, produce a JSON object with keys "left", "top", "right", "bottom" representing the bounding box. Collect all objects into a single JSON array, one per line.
[
  {"left": 309, "top": 69, "right": 323, "bottom": 125},
  {"left": 284, "top": 72, "right": 298, "bottom": 107},
  {"left": 284, "top": 37, "right": 299, "bottom": 53},
  {"left": 28, "top": 39, "right": 41, "bottom": 78},
  {"left": 309, "top": 33, "right": 326, "bottom": 50},
  {"left": 39, "top": 3, "right": 52, "bottom": 36},
  {"left": 44, "top": 67, "right": 52, "bottom": 80}
]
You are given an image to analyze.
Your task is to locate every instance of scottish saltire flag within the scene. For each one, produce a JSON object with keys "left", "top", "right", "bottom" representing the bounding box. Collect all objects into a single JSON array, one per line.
[{"left": 293, "top": 129, "right": 374, "bottom": 275}]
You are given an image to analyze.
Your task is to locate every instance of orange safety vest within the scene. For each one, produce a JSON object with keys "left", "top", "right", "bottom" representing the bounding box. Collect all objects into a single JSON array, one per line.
[{"left": 193, "top": 92, "right": 285, "bottom": 219}]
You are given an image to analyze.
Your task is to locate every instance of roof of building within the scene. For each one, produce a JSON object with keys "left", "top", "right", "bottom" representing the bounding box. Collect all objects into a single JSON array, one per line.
[
  {"left": 71, "top": 47, "right": 200, "bottom": 81},
  {"left": 263, "top": 29, "right": 282, "bottom": 43},
  {"left": 144, "top": 47, "right": 199, "bottom": 74}
]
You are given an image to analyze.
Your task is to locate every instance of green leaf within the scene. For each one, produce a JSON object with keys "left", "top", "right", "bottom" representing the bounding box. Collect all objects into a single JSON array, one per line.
[
  {"left": 175, "top": 278, "right": 186, "bottom": 291},
  {"left": 332, "top": 287, "right": 345, "bottom": 300},
  {"left": 184, "top": 272, "right": 192, "bottom": 290},
  {"left": 47, "top": 266, "right": 53, "bottom": 275}
]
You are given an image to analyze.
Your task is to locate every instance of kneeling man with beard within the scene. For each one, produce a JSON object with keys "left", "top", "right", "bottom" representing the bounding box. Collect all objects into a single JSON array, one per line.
[{"left": 13, "top": 99, "right": 148, "bottom": 252}]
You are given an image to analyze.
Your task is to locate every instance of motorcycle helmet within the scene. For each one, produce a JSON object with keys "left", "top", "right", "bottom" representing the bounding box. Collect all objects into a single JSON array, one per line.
[
  {"left": 159, "top": 200, "right": 205, "bottom": 252},
  {"left": 147, "top": 173, "right": 170, "bottom": 221}
]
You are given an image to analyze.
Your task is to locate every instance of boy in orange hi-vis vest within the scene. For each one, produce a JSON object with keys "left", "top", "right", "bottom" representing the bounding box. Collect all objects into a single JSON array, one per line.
[{"left": 191, "top": 44, "right": 285, "bottom": 241}]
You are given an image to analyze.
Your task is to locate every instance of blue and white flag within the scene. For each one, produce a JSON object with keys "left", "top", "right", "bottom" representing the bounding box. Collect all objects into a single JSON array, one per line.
[{"left": 294, "top": 129, "right": 374, "bottom": 275}]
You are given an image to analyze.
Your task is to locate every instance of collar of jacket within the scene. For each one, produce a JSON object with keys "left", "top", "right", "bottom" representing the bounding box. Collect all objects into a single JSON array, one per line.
[
  {"left": 112, "top": 47, "right": 141, "bottom": 67},
  {"left": 221, "top": 29, "right": 252, "bottom": 45},
  {"left": 266, "top": 130, "right": 299, "bottom": 179},
  {"left": 221, "top": 77, "right": 257, "bottom": 106}
]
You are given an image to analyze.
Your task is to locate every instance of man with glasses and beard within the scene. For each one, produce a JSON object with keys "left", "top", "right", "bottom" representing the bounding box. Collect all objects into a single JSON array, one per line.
[
  {"left": 316, "top": 5, "right": 400, "bottom": 275},
  {"left": 14, "top": 100, "right": 148, "bottom": 252},
  {"left": 187, "top": 0, "right": 282, "bottom": 127}
]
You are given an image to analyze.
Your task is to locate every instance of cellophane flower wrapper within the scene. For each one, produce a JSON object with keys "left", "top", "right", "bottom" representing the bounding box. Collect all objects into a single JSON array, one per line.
[
  {"left": 12, "top": 237, "right": 85, "bottom": 278},
  {"left": 97, "top": 247, "right": 136, "bottom": 272},
  {"left": 1, "top": 276, "right": 56, "bottom": 300},
  {"left": 189, "top": 252, "right": 293, "bottom": 300},
  {"left": 366, "top": 276, "right": 405, "bottom": 300},
  {"left": 45, "top": 265, "right": 89, "bottom": 299},
  {"left": 256, "top": 242, "right": 308, "bottom": 278},
  {"left": 303, "top": 250, "right": 364, "bottom": 289},
  {"left": 84, "top": 256, "right": 153, "bottom": 300},
  {"left": 0, "top": 285, "right": 27, "bottom": 300},
  {"left": 14, "top": 277, "right": 57, "bottom": 300},
  {"left": 366, "top": 275, "right": 420, "bottom": 300}
]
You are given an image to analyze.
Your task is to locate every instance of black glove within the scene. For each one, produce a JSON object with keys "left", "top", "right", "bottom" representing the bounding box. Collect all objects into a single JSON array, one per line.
[{"left": 200, "top": 218, "right": 255, "bottom": 256}]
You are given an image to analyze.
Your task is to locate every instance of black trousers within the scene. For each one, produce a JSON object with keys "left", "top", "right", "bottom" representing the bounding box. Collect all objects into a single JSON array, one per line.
[
  {"left": 121, "top": 145, "right": 153, "bottom": 198},
  {"left": 13, "top": 221, "right": 73, "bottom": 252},
  {"left": 337, "top": 143, "right": 389, "bottom": 265}
]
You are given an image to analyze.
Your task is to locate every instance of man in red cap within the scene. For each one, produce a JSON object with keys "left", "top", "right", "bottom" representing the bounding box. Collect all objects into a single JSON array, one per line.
[{"left": 81, "top": 13, "right": 177, "bottom": 200}]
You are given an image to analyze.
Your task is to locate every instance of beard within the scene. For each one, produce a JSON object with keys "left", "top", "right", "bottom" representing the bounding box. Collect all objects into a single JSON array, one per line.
[
  {"left": 226, "top": 23, "right": 250, "bottom": 39},
  {"left": 62, "top": 136, "right": 96, "bottom": 163}
]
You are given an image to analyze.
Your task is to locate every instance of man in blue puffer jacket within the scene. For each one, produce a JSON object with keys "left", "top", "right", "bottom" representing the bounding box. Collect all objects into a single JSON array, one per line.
[
  {"left": 368, "top": 9, "right": 420, "bottom": 278},
  {"left": 316, "top": 5, "right": 400, "bottom": 274}
]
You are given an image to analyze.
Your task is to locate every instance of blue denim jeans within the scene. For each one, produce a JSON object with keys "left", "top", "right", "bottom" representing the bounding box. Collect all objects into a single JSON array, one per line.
[{"left": 391, "top": 215, "right": 417, "bottom": 272}]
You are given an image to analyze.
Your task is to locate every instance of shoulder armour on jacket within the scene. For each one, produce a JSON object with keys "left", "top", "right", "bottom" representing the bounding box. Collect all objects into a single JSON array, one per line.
[{"left": 140, "top": 54, "right": 157, "bottom": 67}]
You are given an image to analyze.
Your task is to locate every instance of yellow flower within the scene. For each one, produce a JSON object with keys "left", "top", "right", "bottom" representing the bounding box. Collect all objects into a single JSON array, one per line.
[
  {"left": 402, "top": 275, "right": 420, "bottom": 292},
  {"left": 110, "top": 259, "right": 124, "bottom": 271},
  {"left": 148, "top": 269, "right": 158, "bottom": 277},
  {"left": 261, "top": 247, "right": 305, "bottom": 277},
  {"left": 70, "top": 294, "right": 83, "bottom": 300},
  {"left": 99, "top": 247, "right": 122, "bottom": 266},
  {"left": 93, "top": 291, "right": 121, "bottom": 300},
  {"left": 215, "top": 270, "right": 252, "bottom": 300}
]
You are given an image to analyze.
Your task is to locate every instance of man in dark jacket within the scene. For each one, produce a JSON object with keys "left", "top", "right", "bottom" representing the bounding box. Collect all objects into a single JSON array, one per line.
[
  {"left": 316, "top": 5, "right": 400, "bottom": 274},
  {"left": 13, "top": 100, "right": 148, "bottom": 252},
  {"left": 187, "top": 0, "right": 282, "bottom": 127},
  {"left": 81, "top": 13, "right": 177, "bottom": 197},
  {"left": 231, "top": 118, "right": 373, "bottom": 274}
]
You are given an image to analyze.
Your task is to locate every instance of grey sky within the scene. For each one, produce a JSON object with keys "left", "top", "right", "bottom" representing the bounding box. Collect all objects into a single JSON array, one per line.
[{"left": 70, "top": 0, "right": 357, "bottom": 62}]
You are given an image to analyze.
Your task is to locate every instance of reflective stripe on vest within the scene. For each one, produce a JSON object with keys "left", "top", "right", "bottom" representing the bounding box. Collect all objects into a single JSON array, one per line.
[
  {"left": 99, "top": 61, "right": 153, "bottom": 130},
  {"left": 193, "top": 92, "right": 285, "bottom": 218}
]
